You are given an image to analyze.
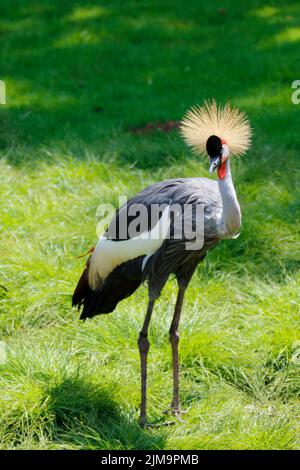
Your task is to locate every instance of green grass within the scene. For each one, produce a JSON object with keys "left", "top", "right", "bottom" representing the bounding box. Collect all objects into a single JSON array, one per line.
[{"left": 0, "top": 0, "right": 300, "bottom": 450}]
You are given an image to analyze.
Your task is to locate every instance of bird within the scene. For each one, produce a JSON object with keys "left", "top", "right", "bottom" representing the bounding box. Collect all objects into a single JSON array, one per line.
[{"left": 72, "top": 100, "right": 252, "bottom": 427}]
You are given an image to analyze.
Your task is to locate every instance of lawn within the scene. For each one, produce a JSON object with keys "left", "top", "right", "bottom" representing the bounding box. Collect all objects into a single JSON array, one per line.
[{"left": 0, "top": 0, "right": 299, "bottom": 450}]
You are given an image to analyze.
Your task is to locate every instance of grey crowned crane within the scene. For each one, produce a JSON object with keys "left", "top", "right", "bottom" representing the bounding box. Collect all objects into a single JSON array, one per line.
[{"left": 73, "top": 100, "right": 252, "bottom": 427}]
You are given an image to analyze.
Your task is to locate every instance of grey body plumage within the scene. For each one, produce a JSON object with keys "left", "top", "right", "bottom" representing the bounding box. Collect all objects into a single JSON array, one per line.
[
  {"left": 108, "top": 177, "right": 222, "bottom": 300},
  {"left": 73, "top": 176, "right": 222, "bottom": 318}
]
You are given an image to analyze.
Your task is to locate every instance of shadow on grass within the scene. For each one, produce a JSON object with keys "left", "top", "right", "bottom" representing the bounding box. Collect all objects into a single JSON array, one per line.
[
  {"left": 47, "top": 377, "right": 166, "bottom": 450},
  {"left": 1, "top": 0, "right": 300, "bottom": 168}
]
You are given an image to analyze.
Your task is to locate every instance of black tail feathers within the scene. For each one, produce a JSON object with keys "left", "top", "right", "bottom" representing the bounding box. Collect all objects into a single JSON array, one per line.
[{"left": 72, "top": 258, "right": 142, "bottom": 320}]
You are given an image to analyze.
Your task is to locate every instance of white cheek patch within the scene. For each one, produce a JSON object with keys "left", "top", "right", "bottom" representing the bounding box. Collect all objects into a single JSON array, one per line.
[
  {"left": 88, "top": 206, "right": 171, "bottom": 290},
  {"left": 222, "top": 143, "right": 230, "bottom": 159}
]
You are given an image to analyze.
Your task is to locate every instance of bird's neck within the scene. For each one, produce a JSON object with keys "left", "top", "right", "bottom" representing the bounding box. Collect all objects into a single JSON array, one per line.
[{"left": 218, "top": 158, "right": 241, "bottom": 237}]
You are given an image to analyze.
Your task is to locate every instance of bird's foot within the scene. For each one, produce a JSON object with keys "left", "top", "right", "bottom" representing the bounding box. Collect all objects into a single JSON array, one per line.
[
  {"left": 163, "top": 404, "right": 185, "bottom": 422},
  {"left": 139, "top": 415, "right": 176, "bottom": 428},
  {"left": 146, "top": 420, "right": 176, "bottom": 428},
  {"left": 172, "top": 409, "right": 184, "bottom": 422}
]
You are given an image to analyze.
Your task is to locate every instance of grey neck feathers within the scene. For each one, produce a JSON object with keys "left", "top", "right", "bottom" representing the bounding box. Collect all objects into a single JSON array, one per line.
[{"left": 218, "top": 159, "right": 241, "bottom": 237}]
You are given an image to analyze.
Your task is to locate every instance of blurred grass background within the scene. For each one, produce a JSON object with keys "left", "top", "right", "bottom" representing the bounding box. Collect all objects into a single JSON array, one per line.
[{"left": 0, "top": 0, "right": 299, "bottom": 449}]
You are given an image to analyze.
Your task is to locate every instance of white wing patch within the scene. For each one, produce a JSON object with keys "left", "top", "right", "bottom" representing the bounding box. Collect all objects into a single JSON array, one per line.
[{"left": 88, "top": 206, "right": 171, "bottom": 290}]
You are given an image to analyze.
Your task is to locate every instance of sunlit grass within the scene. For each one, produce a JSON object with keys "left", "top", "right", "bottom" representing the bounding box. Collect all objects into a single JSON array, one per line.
[
  {"left": 0, "top": 0, "right": 299, "bottom": 450},
  {"left": 252, "top": 6, "right": 279, "bottom": 18},
  {"left": 66, "top": 6, "right": 107, "bottom": 22},
  {"left": 274, "top": 27, "right": 300, "bottom": 44}
]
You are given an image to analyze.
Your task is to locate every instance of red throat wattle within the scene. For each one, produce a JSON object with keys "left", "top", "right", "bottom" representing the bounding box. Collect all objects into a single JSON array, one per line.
[
  {"left": 218, "top": 139, "right": 227, "bottom": 179},
  {"left": 218, "top": 161, "right": 227, "bottom": 179}
]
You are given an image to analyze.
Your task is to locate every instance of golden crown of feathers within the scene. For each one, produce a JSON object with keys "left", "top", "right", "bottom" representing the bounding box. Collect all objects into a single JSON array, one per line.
[{"left": 180, "top": 100, "right": 252, "bottom": 157}]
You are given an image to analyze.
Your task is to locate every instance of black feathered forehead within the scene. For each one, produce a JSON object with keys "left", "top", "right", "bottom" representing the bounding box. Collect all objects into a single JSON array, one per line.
[{"left": 206, "top": 135, "right": 222, "bottom": 158}]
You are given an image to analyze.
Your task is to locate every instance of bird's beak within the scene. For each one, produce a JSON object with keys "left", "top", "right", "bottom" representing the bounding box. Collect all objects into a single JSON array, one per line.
[{"left": 209, "top": 156, "right": 220, "bottom": 174}]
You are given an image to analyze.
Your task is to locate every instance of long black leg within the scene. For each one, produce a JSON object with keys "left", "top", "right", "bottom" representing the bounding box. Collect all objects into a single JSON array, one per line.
[
  {"left": 169, "top": 285, "right": 186, "bottom": 416},
  {"left": 138, "top": 299, "right": 155, "bottom": 427},
  {"left": 169, "top": 262, "right": 198, "bottom": 417}
]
